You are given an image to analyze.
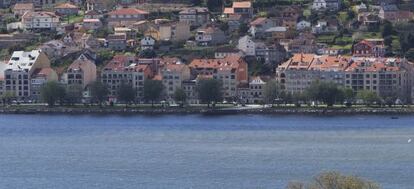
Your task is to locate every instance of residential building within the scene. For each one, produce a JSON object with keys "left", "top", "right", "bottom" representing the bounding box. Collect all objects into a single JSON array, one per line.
[
  {"left": 189, "top": 55, "right": 248, "bottom": 99},
  {"left": 265, "top": 26, "right": 291, "bottom": 41},
  {"left": 179, "top": 7, "right": 210, "bottom": 27},
  {"left": 344, "top": 57, "right": 412, "bottom": 101},
  {"left": 249, "top": 17, "right": 276, "bottom": 38},
  {"left": 30, "top": 67, "right": 58, "bottom": 101},
  {"left": 140, "top": 36, "right": 155, "bottom": 50},
  {"left": 379, "top": 4, "right": 413, "bottom": 23},
  {"left": 85, "top": 0, "right": 105, "bottom": 11},
  {"left": 353, "top": 39, "right": 385, "bottom": 57},
  {"left": 82, "top": 18, "right": 102, "bottom": 30},
  {"left": 248, "top": 76, "right": 267, "bottom": 104},
  {"left": 106, "top": 33, "right": 127, "bottom": 51},
  {"left": 255, "top": 42, "right": 287, "bottom": 65},
  {"left": 65, "top": 53, "right": 97, "bottom": 97},
  {"left": 215, "top": 47, "right": 243, "bottom": 59},
  {"left": 237, "top": 35, "right": 256, "bottom": 56},
  {"left": 312, "top": 0, "right": 341, "bottom": 11},
  {"left": 107, "top": 8, "right": 149, "bottom": 28},
  {"left": 182, "top": 80, "right": 198, "bottom": 104},
  {"left": 296, "top": 20, "right": 311, "bottom": 31},
  {"left": 223, "top": 1, "right": 253, "bottom": 19},
  {"left": 289, "top": 32, "right": 318, "bottom": 53},
  {"left": 13, "top": 3, "right": 34, "bottom": 16},
  {"left": 55, "top": 2, "right": 79, "bottom": 15},
  {"left": 4, "top": 50, "right": 53, "bottom": 100},
  {"left": 21, "top": 11, "right": 60, "bottom": 30},
  {"left": 101, "top": 55, "right": 153, "bottom": 101},
  {"left": 276, "top": 54, "right": 349, "bottom": 94},
  {"left": 195, "top": 26, "right": 226, "bottom": 46},
  {"left": 161, "top": 63, "right": 191, "bottom": 101},
  {"left": 84, "top": 10, "right": 103, "bottom": 19}
]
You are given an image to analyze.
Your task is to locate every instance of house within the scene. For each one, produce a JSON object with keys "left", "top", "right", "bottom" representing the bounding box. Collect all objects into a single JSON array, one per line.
[
  {"left": 195, "top": 26, "right": 226, "bottom": 46},
  {"left": 265, "top": 26, "right": 291, "bottom": 41},
  {"left": 356, "top": 2, "right": 368, "bottom": 13},
  {"left": 65, "top": 53, "right": 97, "bottom": 100},
  {"left": 249, "top": 17, "right": 276, "bottom": 38},
  {"left": 81, "top": 33, "right": 100, "bottom": 49},
  {"left": 255, "top": 42, "right": 287, "bottom": 65},
  {"left": 107, "top": 8, "right": 149, "bottom": 28},
  {"left": 155, "top": 21, "right": 191, "bottom": 42},
  {"left": 353, "top": 39, "right": 385, "bottom": 57},
  {"left": 289, "top": 32, "right": 318, "bottom": 53},
  {"left": 114, "top": 27, "right": 136, "bottom": 40},
  {"left": 296, "top": 20, "right": 311, "bottom": 31},
  {"left": 179, "top": 7, "right": 210, "bottom": 27},
  {"left": 312, "top": 0, "right": 341, "bottom": 11},
  {"left": 55, "top": 2, "right": 79, "bottom": 15},
  {"left": 82, "top": 18, "right": 102, "bottom": 30},
  {"left": 101, "top": 55, "right": 153, "bottom": 101},
  {"left": 189, "top": 56, "right": 248, "bottom": 99},
  {"left": 247, "top": 76, "right": 266, "bottom": 104},
  {"left": 140, "top": 36, "right": 155, "bottom": 50},
  {"left": 13, "top": 3, "right": 34, "bottom": 16},
  {"left": 215, "top": 47, "right": 243, "bottom": 59},
  {"left": 379, "top": 4, "right": 413, "bottom": 23},
  {"left": 182, "top": 80, "right": 198, "bottom": 104},
  {"left": 38, "top": 40, "right": 65, "bottom": 60},
  {"left": 358, "top": 12, "right": 380, "bottom": 29},
  {"left": 84, "top": 10, "right": 103, "bottom": 19},
  {"left": 312, "top": 19, "right": 338, "bottom": 34},
  {"left": 106, "top": 33, "right": 127, "bottom": 51},
  {"left": 237, "top": 35, "right": 256, "bottom": 56},
  {"left": 22, "top": 11, "right": 60, "bottom": 30},
  {"left": 4, "top": 50, "right": 53, "bottom": 100},
  {"left": 85, "top": 0, "right": 105, "bottom": 11},
  {"left": 223, "top": 1, "right": 253, "bottom": 19},
  {"left": 161, "top": 63, "right": 191, "bottom": 102}
]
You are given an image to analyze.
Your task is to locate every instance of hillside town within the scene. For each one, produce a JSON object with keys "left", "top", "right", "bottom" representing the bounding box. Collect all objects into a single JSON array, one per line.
[{"left": 0, "top": 0, "right": 414, "bottom": 107}]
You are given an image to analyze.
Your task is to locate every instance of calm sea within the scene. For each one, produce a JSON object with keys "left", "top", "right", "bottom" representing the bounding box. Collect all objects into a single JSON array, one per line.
[{"left": 0, "top": 114, "right": 412, "bottom": 188}]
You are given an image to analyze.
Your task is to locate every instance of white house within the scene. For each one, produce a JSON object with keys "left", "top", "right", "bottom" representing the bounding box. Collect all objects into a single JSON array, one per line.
[
  {"left": 141, "top": 36, "right": 155, "bottom": 50},
  {"left": 312, "top": 0, "right": 327, "bottom": 10},
  {"left": 296, "top": 20, "right": 311, "bottom": 30},
  {"left": 21, "top": 11, "right": 60, "bottom": 30},
  {"left": 237, "top": 35, "right": 256, "bottom": 56}
]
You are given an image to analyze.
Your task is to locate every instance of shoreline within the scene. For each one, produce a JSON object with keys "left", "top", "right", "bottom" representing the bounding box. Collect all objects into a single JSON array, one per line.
[{"left": 1, "top": 106, "right": 414, "bottom": 115}]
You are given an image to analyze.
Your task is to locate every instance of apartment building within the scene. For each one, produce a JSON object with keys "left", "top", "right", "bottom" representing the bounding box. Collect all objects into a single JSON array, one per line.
[
  {"left": 4, "top": 50, "right": 54, "bottom": 100},
  {"left": 161, "top": 63, "right": 191, "bottom": 102},
  {"left": 189, "top": 55, "right": 248, "bottom": 99},
  {"left": 101, "top": 55, "right": 153, "bottom": 101},
  {"left": 344, "top": 57, "right": 412, "bottom": 100},
  {"left": 65, "top": 53, "right": 97, "bottom": 98},
  {"left": 276, "top": 54, "right": 350, "bottom": 94}
]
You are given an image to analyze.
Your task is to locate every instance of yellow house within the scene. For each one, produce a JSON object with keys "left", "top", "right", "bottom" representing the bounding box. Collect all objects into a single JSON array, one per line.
[{"left": 144, "top": 26, "right": 161, "bottom": 41}]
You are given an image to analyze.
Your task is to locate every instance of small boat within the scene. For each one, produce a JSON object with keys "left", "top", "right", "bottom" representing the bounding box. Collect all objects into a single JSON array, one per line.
[{"left": 391, "top": 116, "right": 399, "bottom": 119}]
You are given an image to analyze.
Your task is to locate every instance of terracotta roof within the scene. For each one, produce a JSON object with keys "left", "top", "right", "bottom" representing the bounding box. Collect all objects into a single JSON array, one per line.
[
  {"left": 250, "top": 17, "right": 267, "bottom": 26},
  {"left": 55, "top": 3, "right": 78, "bottom": 9},
  {"left": 108, "top": 8, "right": 149, "bottom": 15},
  {"left": 233, "top": 1, "right": 252, "bottom": 8},
  {"left": 32, "top": 68, "right": 55, "bottom": 77},
  {"left": 189, "top": 55, "right": 244, "bottom": 71},
  {"left": 22, "top": 11, "right": 59, "bottom": 19},
  {"left": 223, "top": 8, "right": 234, "bottom": 14},
  {"left": 83, "top": 18, "right": 100, "bottom": 22},
  {"left": 163, "top": 63, "right": 188, "bottom": 72},
  {"left": 13, "top": 3, "right": 33, "bottom": 10},
  {"left": 345, "top": 58, "right": 402, "bottom": 72},
  {"left": 85, "top": 10, "right": 99, "bottom": 15}
]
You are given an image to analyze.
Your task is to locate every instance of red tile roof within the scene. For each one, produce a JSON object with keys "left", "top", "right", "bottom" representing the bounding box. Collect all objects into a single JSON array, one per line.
[{"left": 108, "top": 8, "right": 149, "bottom": 15}]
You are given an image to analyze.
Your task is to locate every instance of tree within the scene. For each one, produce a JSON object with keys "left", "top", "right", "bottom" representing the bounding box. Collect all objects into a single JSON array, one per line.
[
  {"left": 207, "top": 0, "right": 223, "bottom": 12},
  {"left": 117, "top": 82, "right": 136, "bottom": 107},
  {"left": 66, "top": 85, "right": 83, "bottom": 105},
  {"left": 238, "top": 23, "right": 249, "bottom": 36},
  {"left": 341, "top": 87, "right": 355, "bottom": 107},
  {"left": 405, "top": 48, "right": 414, "bottom": 61},
  {"left": 197, "top": 79, "right": 223, "bottom": 107},
  {"left": 173, "top": 88, "right": 187, "bottom": 107},
  {"left": 381, "top": 20, "right": 394, "bottom": 37},
  {"left": 139, "top": 49, "right": 157, "bottom": 58},
  {"left": 40, "top": 81, "right": 66, "bottom": 106},
  {"left": 263, "top": 80, "right": 281, "bottom": 105},
  {"left": 357, "top": 90, "right": 379, "bottom": 106},
  {"left": 1, "top": 91, "right": 15, "bottom": 105},
  {"left": 143, "top": 79, "right": 164, "bottom": 107},
  {"left": 305, "top": 81, "right": 344, "bottom": 107},
  {"left": 90, "top": 81, "right": 109, "bottom": 106}
]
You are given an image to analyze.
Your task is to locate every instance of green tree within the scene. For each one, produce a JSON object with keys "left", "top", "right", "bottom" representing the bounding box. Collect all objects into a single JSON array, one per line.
[
  {"left": 405, "top": 48, "right": 414, "bottom": 61},
  {"left": 90, "top": 81, "right": 109, "bottom": 106},
  {"left": 197, "top": 79, "right": 223, "bottom": 107},
  {"left": 238, "top": 23, "right": 249, "bottom": 36},
  {"left": 305, "top": 82, "right": 344, "bottom": 107},
  {"left": 143, "top": 79, "right": 164, "bottom": 107},
  {"left": 40, "top": 81, "right": 66, "bottom": 106},
  {"left": 207, "top": 0, "right": 223, "bottom": 12},
  {"left": 139, "top": 49, "right": 157, "bottom": 58},
  {"left": 66, "top": 85, "right": 83, "bottom": 105},
  {"left": 263, "top": 80, "right": 281, "bottom": 105},
  {"left": 173, "top": 88, "right": 187, "bottom": 107},
  {"left": 356, "top": 90, "right": 379, "bottom": 106},
  {"left": 341, "top": 87, "right": 355, "bottom": 107},
  {"left": 117, "top": 82, "right": 136, "bottom": 107},
  {"left": 1, "top": 91, "right": 15, "bottom": 105},
  {"left": 381, "top": 20, "right": 394, "bottom": 37}
]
